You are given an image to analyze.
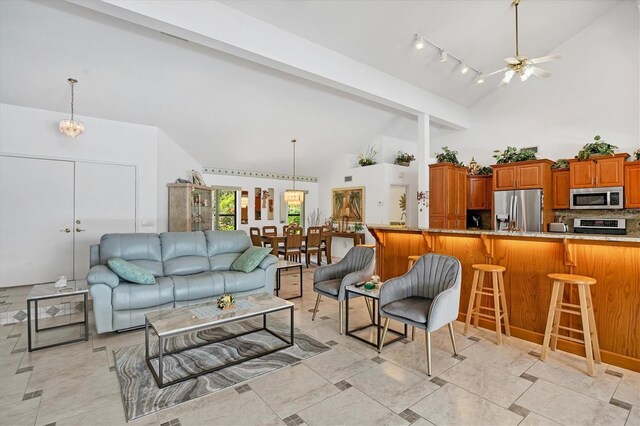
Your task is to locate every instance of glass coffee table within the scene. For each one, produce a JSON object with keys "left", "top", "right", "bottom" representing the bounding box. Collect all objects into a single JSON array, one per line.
[
  {"left": 345, "top": 282, "right": 407, "bottom": 352},
  {"left": 144, "top": 292, "right": 294, "bottom": 388},
  {"left": 26, "top": 281, "right": 89, "bottom": 352}
]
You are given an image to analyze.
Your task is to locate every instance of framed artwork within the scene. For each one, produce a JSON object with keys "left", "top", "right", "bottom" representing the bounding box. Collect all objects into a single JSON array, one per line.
[
  {"left": 267, "top": 188, "right": 274, "bottom": 220},
  {"left": 332, "top": 186, "right": 365, "bottom": 222},
  {"left": 254, "top": 187, "right": 261, "bottom": 220}
]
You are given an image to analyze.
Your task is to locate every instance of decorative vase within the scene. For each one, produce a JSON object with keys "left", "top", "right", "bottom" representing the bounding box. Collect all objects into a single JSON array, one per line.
[{"left": 396, "top": 161, "right": 410, "bottom": 167}]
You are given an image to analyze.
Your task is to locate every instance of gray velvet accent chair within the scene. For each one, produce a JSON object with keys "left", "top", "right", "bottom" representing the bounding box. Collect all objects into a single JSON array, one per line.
[
  {"left": 311, "top": 246, "right": 375, "bottom": 334},
  {"left": 378, "top": 253, "right": 462, "bottom": 376}
]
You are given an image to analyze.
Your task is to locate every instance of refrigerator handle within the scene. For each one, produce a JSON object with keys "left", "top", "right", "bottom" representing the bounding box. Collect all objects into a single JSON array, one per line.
[{"left": 511, "top": 195, "right": 518, "bottom": 229}]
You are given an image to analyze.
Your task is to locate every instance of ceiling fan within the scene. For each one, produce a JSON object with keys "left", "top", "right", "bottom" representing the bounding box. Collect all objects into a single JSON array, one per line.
[{"left": 484, "top": 0, "right": 560, "bottom": 86}]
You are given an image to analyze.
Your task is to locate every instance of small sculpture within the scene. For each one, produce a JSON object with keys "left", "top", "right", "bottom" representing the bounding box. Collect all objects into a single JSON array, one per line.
[
  {"left": 54, "top": 275, "right": 67, "bottom": 288},
  {"left": 217, "top": 293, "right": 235, "bottom": 310}
]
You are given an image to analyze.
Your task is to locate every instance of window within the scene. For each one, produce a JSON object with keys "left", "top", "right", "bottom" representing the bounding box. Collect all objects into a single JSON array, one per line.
[
  {"left": 287, "top": 202, "right": 302, "bottom": 227},
  {"left": 213, "top": 190, "right": 237, "bottom": 230}
]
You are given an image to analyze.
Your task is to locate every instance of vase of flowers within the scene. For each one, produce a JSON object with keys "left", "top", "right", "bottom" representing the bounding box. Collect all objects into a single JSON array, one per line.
[
  {"left": 217, "top": 294, "right": 236, "bottom": 310},
  {"left": 394, "top": 151, "right": 415, "bottom": 166}
]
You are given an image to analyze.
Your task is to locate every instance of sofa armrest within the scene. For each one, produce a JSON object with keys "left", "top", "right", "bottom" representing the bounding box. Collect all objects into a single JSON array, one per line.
[
  {"left": 86, "top": 265, "right": 119, "bottom": 288},
  {"left": 258, "top": 254, "right": 278, "bottom": 270}
]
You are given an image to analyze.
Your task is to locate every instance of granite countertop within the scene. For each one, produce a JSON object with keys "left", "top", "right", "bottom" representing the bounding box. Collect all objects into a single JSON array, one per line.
[{"left": 366, "top": 225, "right": 640, "bottom": 244}]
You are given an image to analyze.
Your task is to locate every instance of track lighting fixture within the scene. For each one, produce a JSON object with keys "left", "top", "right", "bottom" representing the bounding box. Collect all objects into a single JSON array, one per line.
[
  {"left": 439, "top": 50, "right": 448, "bottom": 63},
  {"left": 459, "top": 63, "right": 469, "bottom": 74},
  {"left": 413, "top": 34, "right": 425, "bottom": 50},
  {"left": 412, "top": 34, "right": 482, "bottom": 81},
  {"left": 475, "top": 73, "right": 485, "bottom": 84}
]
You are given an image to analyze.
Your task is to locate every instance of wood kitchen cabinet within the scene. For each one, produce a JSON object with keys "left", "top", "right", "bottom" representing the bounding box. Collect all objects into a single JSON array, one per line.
[
  {"left": 468, "top": 175, "right": 492, "bottom": 210},
  {"left": 551, "top": 169, "right": 570, "bottom": 209},
  {"left": 429, "top": 163, "right": 467, "bottom": 229},
  {"left": 569, "top": 154, "right": 628, "bottom": 189},
  {"left": 624, "top": 161, "right": 640, "bottom": 208},
  {"left": 492, "top": 160, "right": 552, "bottom": 190}
]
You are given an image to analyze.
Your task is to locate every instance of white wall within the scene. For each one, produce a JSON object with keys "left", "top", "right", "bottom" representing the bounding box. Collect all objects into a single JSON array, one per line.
[
  {"left": 202, "top": 173, "right": 319, "bottom": 234},
  {"left": 0, "top": 103, "right": 159, "bottom": 231},
  {"left": 156, "top": 129, "right": 202, "bottom": 232},
  {"left": 433, "top": 1, "right": 640, "bottom": 165}
]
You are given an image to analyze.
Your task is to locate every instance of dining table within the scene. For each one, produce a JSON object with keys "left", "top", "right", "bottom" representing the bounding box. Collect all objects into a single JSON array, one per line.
[{"left": 259, "top": 231, "right": 366, "bottom": 263}]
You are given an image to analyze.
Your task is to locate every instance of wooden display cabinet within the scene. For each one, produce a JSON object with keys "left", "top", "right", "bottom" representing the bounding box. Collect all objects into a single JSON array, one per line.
[
  {"left": 624, "top": 161, "right": 640, "bottom": 208},
  {"left": 168, "top": 183, "right": 213, "bottom": 232},
  {"left": 569, "top": 154, "right": 628, "bottom": 189},
  {"left": 429, "top": 163, "right": 467, "bottom": 229},
  {"left": 467, "top": 175, "right": 492, "bottom": 210},
  {"left": 551, "top": 169, "right": 570, "bottom": 209}
]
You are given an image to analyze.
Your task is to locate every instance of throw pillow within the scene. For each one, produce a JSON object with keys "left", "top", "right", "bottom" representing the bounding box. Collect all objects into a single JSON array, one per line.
[
  {"left": 107, "top": 258, "right": 156, "bottom": 284},
  {"left": 230, "top": 247, "right": 272, "bottom": 273}
]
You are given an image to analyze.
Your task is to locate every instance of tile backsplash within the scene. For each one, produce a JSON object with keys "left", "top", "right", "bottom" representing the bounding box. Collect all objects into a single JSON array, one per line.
[{"left": 553, "top": 209, "right": 640, "bottom": 236}]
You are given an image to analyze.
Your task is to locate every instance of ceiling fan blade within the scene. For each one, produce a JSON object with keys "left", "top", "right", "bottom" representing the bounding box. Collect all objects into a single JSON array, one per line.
[
  {"left": 498, "top": 70, "right": 515, "bottom": 87},
  {"left": 530, "top": 54, "right": 561, "bottom": 64},
  {"left": 504, "top": 57, "right": 520, "bottom": 65},
  {"left": 532, "top": 67, "right": 552, "bottom": 78},
  {"left": 484, "top": 67, "right": 508, "bottom": 78}
]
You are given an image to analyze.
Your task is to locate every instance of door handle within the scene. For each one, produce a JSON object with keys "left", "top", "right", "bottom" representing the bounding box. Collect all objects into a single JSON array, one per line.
[
  {"left": 60, "top": 228, "right": 71, "bottom": 233},
  {"left": 76, "top": 228, "right": 85, "bottom": 232}
]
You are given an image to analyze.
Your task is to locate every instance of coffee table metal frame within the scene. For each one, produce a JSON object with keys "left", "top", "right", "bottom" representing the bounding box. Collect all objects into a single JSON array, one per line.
[
  {"left": 144, "top": 296, "right": 294, "bottom": 388},
  {"left": 27, "top": 284, "right": 89, "bottom": 352},
  {"left": 275, "top": 260, "right": 303, "bottom": 300},
  {"left": 345, "top": 284, "right": 407, "bottom": 351}
]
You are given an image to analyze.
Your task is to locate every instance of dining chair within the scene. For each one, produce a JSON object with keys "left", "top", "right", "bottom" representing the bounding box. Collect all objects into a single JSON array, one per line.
[
  {"left": 312, "top": 246, "right": 375, "bottom": 334},
  {"left": 249, "top": 227, "right": 262, "bottom": 247},
  {"left": 262, "top": 226, "right": 277, "bottom": 236},
  {"left": 282, "top": 225, "right": 290, "bottom": 235},
  {"left": 301, "top": 226, "right": 323, "bottom": 267},
  {"left": 278, "top": 226, "right": 303, "bottom": 262},
  {"left": 320, "top": 226, "right": 332, "bottom": 264},
  {"left": 378, "top": 253, "right": 462, "bottom": 376}
]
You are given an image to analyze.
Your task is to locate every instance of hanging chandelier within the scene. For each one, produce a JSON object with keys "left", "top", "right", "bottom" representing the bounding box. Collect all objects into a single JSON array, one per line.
[
  {"left": 59, "top": 78, "right": 84, "bottom": 138},
  {"left": 284, "top": 139, "right": 304, "bottom": 206}
]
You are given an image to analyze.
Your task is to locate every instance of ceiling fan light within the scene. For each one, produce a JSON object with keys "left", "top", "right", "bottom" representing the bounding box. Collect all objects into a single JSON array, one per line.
[
  {"left": 502, "top": 69, "right": 515, "bottom": 85},
  {"left": 439, "top": 50, "right": 448, "bottom": 63},
  {"left": 413, "top": 34, "right": 425, "bottom": 50},
  {"left": 520, "top": 66, "right": 534, "bottom": 81},
  {"left": 459, "top": 63, "right": 469, "bottom": 74}
]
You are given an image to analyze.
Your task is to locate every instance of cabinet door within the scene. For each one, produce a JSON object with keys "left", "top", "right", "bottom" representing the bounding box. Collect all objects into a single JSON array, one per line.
[
  {"left": 430, "top": 216, "right": 446, "bottom": 229},
  {"left": 468, "top": 177, "right": 488, "bottom": 210},
  {"left": 486, "top": 177, "right": 494, "bottom": 210},
  {"left": 456, "top": 170, "right": 467, "bottom": 228},
  {"left": 624, "top": 163, "right": 640, "bottom": 208},
  {"left": 595, "top": 156, "right": 624, "bottom": 187},
  {"left": 446, "top": 168, "right": 459, "bottom": 221},
  {"left": 494, "top": 166, "right": 517, "bottom": 190},
  {"left": 552, "top": 170, "right": 570, "bottom": 209},
  {"left": 429, "top": 166, "right": 446, "bottom": 217},
  {"left": 518, "top": 163, "right": 544, "bottom": 188},
  {"left": 1, "top": 156, "right": 75, "bottom": 287},
  {"left": 570, "top": 161, "right": 595, "bottom": 188}
]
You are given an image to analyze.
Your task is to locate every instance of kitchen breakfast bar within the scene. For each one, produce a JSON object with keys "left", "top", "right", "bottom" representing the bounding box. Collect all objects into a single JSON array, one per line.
[{"left": 368, "top": 225, "right": 640, "bottom": 372}]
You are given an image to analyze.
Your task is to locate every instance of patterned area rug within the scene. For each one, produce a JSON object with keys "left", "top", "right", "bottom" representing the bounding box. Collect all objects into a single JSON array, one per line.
[{"left": 114, "top": 319, "right": 330, "bottom": 420}]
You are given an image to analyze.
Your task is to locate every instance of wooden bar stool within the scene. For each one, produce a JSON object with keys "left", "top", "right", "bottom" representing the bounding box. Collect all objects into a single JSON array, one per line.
[
  {"left": 541, "top": 273, "right": 601, "bottom": 376},
  {"left": 407, "top": 255, "right": 422, "bottom": 340},
  {"left": 463, "top": 264, "right": 510, "bottom": 345}
]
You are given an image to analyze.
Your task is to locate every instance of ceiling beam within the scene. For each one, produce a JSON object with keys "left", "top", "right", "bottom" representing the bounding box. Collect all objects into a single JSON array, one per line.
[{"left": 68, "top": 0, "right": 469, "bottom": 130}]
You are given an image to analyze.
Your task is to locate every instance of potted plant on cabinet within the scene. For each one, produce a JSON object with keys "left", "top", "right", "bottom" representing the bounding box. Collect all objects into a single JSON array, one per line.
[
  {"left": 576, "top": 135, "right": 618, "bottom": 160},
  {"left": 394, "top": 151, "right": 415, "bottom": 166},
  {"left": 493, "top": 146, "right": 537, "bottom": 164},
  {"left": 435, "top": 146, "right": 463, "bottom": 166},
  {"left": 634, "top": 148, "right": 640, "bottom": 161},
  {"left": 358, "top": 145, "right": 377, "bottom": 166},
  {"left": 551, "top": 159, "right": 569, "bottom": 169}
]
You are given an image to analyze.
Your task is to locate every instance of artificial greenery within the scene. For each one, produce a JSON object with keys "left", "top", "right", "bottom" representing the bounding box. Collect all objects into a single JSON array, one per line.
[
  {"left": 394, "top": 151, "right": 415, "bottom": 166},
  {"left": 493, "top": 146, "right": 537, "bottom": 164},
  {"left": 435, "top": 146, "right": 463, "bottom": 166},
  {"left": 635, "top": 148, "right": 640, "bottom": 161},
  {"left": 576, "top": 135, "right": 618, "bottom": 160},
  {"left": 353, "top": 222, "right": 364, "bottom": 232},
  {"left": 476, "top": 166, "right": 493, "bottom": 175},
  {"left": 358, "top": 145, "right": 377, "bottom": 166},
  {"left": 551, "top": 159, "right": 569, "bottom": 169}
]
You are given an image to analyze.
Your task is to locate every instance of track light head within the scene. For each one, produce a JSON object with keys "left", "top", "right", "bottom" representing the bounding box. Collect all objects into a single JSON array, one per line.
[
  {"left": 439, "top": 50, "right": 448, "bottom": 63},
  {"left": 460, "top": 63, "right": 469, "bottom": 74},
  {"left": 475, "top": 73, "right": 485, "bottom": 84},
  {"left": 413, "top": 34, "right": 425, "bottom": 50}
]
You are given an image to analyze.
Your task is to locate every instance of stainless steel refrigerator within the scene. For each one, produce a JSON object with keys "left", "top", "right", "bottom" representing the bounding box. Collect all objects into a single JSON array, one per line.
[{"left": 494, "top": 189, "right": 543, "bottom": 232}]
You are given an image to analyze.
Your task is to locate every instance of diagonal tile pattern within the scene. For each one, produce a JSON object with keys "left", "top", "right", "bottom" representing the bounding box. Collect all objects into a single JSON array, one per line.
[{"left": 0, "top": 267, "right": 638, "bottom": 426}]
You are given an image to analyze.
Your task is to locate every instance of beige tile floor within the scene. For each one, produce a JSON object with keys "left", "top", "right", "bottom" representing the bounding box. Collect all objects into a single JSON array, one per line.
[{"left": 0, "top": 265, "right": 638, "bottom": 426}]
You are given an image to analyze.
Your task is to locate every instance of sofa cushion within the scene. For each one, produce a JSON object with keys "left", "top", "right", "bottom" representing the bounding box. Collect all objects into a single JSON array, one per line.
[
  {"left": 231, "top": 247, "right": 272, "bottom": 273},
  {"left": 221, "top": 269, "right": 265, "bottom": 294},
  {"left": 205, "top": 231, "right": 251, "bottom": 270},
  {"left": 112, "top": 277, "right": 174, "bottom": 311},
  {"left": 315, "top": 279, "right": 341, "bottom": 296},
  {"left": 107, "top": 258, "right": 156, "bottom": 284},
  {"left": 172, "top": 272, "right": 225, "bottom": 302},
  {"left": 99, "top": 233, "right": 164, "bottom": 277},
  {"left": 160, "top": 232, "right": 210, "bottom": 276},
  {"left": 382, "top": 296, "right": 433, "bottom": 324}
]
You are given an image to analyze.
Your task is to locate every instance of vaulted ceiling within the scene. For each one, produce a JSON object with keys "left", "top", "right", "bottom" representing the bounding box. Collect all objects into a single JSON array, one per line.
[{"left": 0, "top": 0, "right": 622, "bottom": 176}]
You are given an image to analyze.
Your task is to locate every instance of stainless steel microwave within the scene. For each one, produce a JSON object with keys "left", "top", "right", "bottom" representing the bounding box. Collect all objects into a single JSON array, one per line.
[{"left": 569, "top": 186, "right": 624, "bottom": 210}]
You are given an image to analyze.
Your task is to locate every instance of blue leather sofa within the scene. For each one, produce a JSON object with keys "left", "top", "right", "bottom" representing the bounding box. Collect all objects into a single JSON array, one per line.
[{"left": 86, "top": 230, "right": 277, "bottom": 333}]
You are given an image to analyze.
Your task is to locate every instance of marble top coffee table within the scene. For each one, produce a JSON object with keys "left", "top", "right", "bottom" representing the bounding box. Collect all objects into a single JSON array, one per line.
[{"left": 144, "top": 292, "right": 294, "bottom": 388}]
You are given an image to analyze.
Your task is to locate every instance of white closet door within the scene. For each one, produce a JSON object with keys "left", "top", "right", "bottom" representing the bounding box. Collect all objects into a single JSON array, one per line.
[
  {"left": 74, "top": 162, "right": 136, "bottom": 279},
  {"left": 0, "top": 156, "right": 75, "bottom": 287}
]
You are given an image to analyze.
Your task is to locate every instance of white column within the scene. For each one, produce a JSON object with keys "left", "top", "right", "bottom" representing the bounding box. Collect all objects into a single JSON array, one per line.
[{"left": 417, "top": 113, "right": 430, "bottom": 228}]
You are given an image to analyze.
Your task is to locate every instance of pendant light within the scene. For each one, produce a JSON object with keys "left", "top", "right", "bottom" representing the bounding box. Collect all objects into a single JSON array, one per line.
[
  {"left": 284, "top": 139, "right": 304, "bottom": 206},
  {"left": 59, "top": 78, "right": 84, "bottom": 138}
]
